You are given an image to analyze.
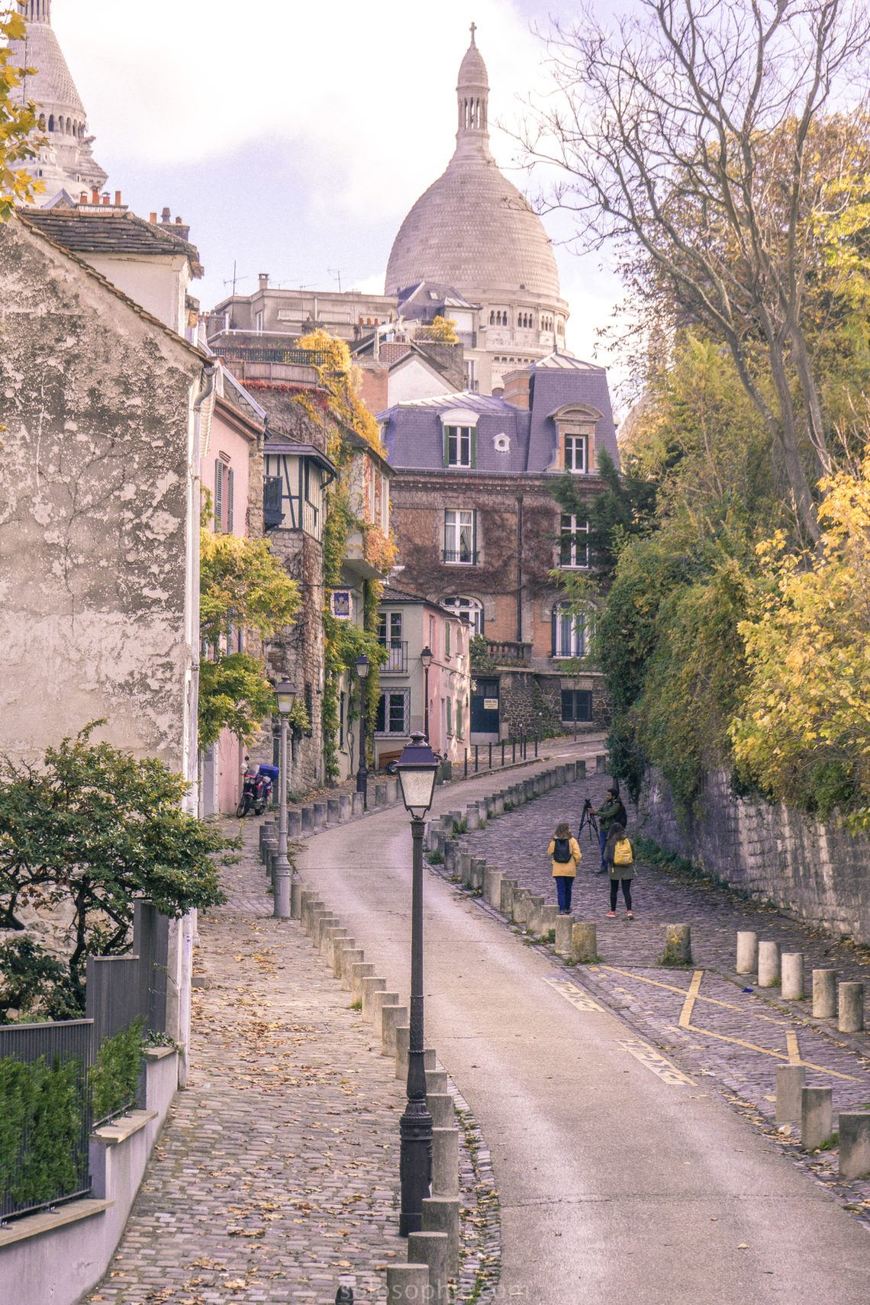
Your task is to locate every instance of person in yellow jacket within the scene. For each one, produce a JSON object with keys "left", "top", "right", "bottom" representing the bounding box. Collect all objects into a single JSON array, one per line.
[
  {"left": 605, "top": 823, "right": 635, "bottom": 919},
  {"left": 547, "top": 822, "right": 582, "bottom": 915}
]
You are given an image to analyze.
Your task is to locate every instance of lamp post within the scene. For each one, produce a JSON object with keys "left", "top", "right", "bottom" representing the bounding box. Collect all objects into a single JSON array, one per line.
[
  {"left": 395, "top": 733, "right": 439, "bottom": 1236},
  {"left": 273, "top": 679, "right": 295, "bottom": 920},
  {"left": 355, "top": 653, "right": 370, "bottom": 810},
  {"left": 420, "top": 645, "right": 433, "bottom": 742}
]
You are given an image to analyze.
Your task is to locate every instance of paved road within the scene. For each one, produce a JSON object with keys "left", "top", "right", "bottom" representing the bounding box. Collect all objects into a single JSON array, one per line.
[{"left": 300, "top": 751, "right": 870, "bottom": 1304}]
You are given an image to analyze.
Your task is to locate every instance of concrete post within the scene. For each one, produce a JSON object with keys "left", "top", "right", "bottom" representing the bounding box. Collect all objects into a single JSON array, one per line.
[
  {"left": 576, "top": 759, "right": 587, "bottom": 779},
  {"left": 407, "top": 1231, "right": 449, "bottom": 1304},
  {"left": 350, "top": 962, "right": 375, "bottom": 1002},
  {"left": 555, "top": 915, "right": 574, "bottom": 958},
  {"left": 287, "top": 810, "right": 302, "bottom": 840},
  {"left": 775, "top": 1065, "right": 806, "bottom": 1124},
  {"left": 735, "top": 931, "right": 758, "bottom": 975},
  {"left": 540, "top": 904, "right": 560, "bottom": 938},
  {"left": 426, "top": 1070, "right": 448, "bottom": 1097},
  {"left": 512, "top": 888, "right": 531, "bottom": 927},
  {"left": 300, "top": 806, "right": 313, "bottom": 834},
  {"left": 781, "top": 953, "right": 804, "bottom": 1000},
  {"left": 527, "top": 896, "right": 546, "bottom": 937},
  {"left": 662, "top": 924, "right": 692, "bottom": 967},
  {"left": 323, "top": 926, "right": 349, "bottom": 961},
  {"left": 395, "top": 1025, "right": 410, "bottom": 1080},
  {"left": 838, "top": 982, "right": 865, "bottom": 1033},
  {"left": 470, "top": 859, "right": 485, "bottom": 891},
  {"left": 426, "top": 1093, "right": 455, "bottom": 1128},
  {"left": 838, "top": 1113, "right": 870, "bottom": 1179},
  {"left": 431, "top": 1127, "right": 460, "bottom": 1197},
  {"left": 327, "top": 797, "right": 341, "bottom": 825},
  {"left": 499, "top": 878, "right": 516, "bottom": 916},
  {"left": 351, "top": 791, "right": 365, "bottom": 817},
  {"left": 483, "top": 865, "right": 503, "bottom": 909},
  {"left": 460, "top": 853, "right": 474, "bottom": 888},
  {"left": 374, "top": 782, "right": 388, "bottom": 807},
  {"left": 382, "top": 1003, "right": 408, "bottom": 1057},
  {"left": 370, "top": 990, "right": 400, "bottom": 1036},
  {"left": 812, "top": 969, "right": 837, "bottom": 1019},
  {"left": 571, "top": 922, "right": 598, "bottom": 964},
  {"left": 339, "top": 793, "right": 352, "bottom": 822},
  {"left": 465, "top": 804, "right": 481, "bottom": 831},
  {"left": 801, "top": 1086, "right": 833, "bottom": 1151},
  {"left": 385, "top": 776, "right": 399, "bottom": 804},
  {"left": 386, "top": 1264, "right": 431, "bottom": 1304},
  {"left": 422, "top": 1197, "right": 461, "bottom": 1277},
  {"left": 339, "top": 948, "right": 365, "bottom": 987},
  {"left": 312, "top": 801, "right": 327, "bottom": 830},
  {"left": 361, "top": 975, "right": 387, "bottom": 1018},
  {"left": 313, "top": 914, "right": 338, "bottom": 948},
  {"left": 757, "top": 940, "right": 780, "bottom": 987},
  {"left": 493, "top": 792, "right": 505, "bottom": 816}
]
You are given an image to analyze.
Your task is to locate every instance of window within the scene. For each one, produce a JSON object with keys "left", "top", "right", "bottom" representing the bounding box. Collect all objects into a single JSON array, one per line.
[
  {"left": 375, "top": 690, "right": 409, "bottom": 736},
  {"left": 561, "top": 689, "right": 593, "bottom": 722},
  {"left": 446, "top": 697, "right": 453, "bottom": 737},
  {"left": 444, "top": 510, "right": 476, "bottom": 564},
  {"left": 441, "top": 595, "right": 484, "bottom": 634},
  {"left": 378, "top": 611, "right": 403, "bottom": 645},
  {"left": 456, "top": 697, "right": 464, "bottom": 739},
  {"left": 552, "top": 602, "right": 587, "bottom": 658},
  {"left": 445, "top": 621, "right": 451, "bottom": 657},
  {"left": 213, "top": 459, "right": 234, "bottom": 533},
  {"left": 559, "top": 514, "right": 589, "bottom": 568},
  {"left": 564, "top": 434, "right": 588, "bottom": 474},
  {"left": 444, "top": 425, "right": 474, "bottom": 468}
]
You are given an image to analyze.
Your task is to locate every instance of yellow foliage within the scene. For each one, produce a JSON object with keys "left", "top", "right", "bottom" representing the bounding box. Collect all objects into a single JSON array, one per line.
[
  {"left": 416, "top": 315, "right": 460, "bottom": 345},
  {"left": 297, "top": 328, "right": 384, "bottom": 455},
  {"left": 1, "top": 6, "right": 42, "bottom": 219}
]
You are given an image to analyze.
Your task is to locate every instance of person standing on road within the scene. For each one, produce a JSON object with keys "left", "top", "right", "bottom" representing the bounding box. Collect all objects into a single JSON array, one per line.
[
  {"left": 594, "top": 786, "right": 627, "bottom": 873},
  {"left": 604, "top": 824, "right": 635, "bottom": 918},
  {"left": 547, "top": 823, "right": 582, "bottom": 915}
]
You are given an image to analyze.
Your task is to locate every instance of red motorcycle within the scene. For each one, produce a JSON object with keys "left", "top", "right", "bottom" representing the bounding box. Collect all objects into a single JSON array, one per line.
[{"left": 236, "top": 764, "right": 275, "bottom": 817}]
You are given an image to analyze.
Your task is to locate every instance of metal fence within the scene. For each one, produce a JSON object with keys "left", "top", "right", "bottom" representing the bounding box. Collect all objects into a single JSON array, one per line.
[
  {"left": 0, "top": 1019, "right": 94, "bottom": 1222},
  {"left": 0, "top": 901, "right": 170, "bottom": 1221},
  {"left": 462, "top": 735, "right": 539, "bottom": 778}
]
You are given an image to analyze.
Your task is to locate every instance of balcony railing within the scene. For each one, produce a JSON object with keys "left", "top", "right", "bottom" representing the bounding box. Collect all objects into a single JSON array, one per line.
[
  {"left": 211, "top": 343, "right": 331, "bottom": 368},
  {"left": 484, "top": 640, "right": 532, "bottom": 667},
  {"left": 379, "top": 640, "right": 408, "bottom": 673},
  {"left": 442, "top": 549, "right": 479, "bottom": 565}
]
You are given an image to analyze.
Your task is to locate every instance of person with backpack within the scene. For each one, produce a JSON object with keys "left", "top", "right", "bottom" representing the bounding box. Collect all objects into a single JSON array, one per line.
[
  {"left": 547, "top": 822, "right": 582, "bottom": 915},
  {"left": 604, "top": 823, "right": 635, "bottom": 918},
  {"left": 593, "top": 786, "right": 628, "bottom": 873}
]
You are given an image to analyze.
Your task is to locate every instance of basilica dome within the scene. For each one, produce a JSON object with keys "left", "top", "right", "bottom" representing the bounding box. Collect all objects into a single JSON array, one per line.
[{"left": 385, "top": 32, "right": 561, "bottom": 307}]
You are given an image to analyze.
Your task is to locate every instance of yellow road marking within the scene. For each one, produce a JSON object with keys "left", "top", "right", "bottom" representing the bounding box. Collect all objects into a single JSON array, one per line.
[
  {"left": 685, "top": 1022, "right": 857, "bottom": 1081},
  {"left": 786, "top": 1030, "right": 801, "bottom": 1064},
  {"left": 679, "top": 969, "right": 704, "bottom": 1029},
  {"left": 599, "top": 965, "right": 788, "bottom": 1026}
]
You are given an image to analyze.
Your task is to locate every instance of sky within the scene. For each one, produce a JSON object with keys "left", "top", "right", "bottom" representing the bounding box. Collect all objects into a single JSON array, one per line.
[{"left": 48, "top": 0, "right": 627, "bottom": 382}]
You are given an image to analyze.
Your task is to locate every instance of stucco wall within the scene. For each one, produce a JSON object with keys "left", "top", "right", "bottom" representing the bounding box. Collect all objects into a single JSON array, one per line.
[
  {"left": 639, "top": 770, "right": 870, "bottom": 944},
  {"left": 0, "top": 218, "right": 202, "bottom": 772}
]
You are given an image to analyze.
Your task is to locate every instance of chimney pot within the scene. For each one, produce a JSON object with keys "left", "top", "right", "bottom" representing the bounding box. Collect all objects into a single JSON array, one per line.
[
  {"left": 175, "top": 216, "right": 183, "bottom": 225},
  {"left": 161, "top": 206, "right": 171, "bottom": 222},
  {"left": 102, "top": 193, "right": 110, "bottom": 205},
  {"left": 149, "top": 212, "right": 158, "bottom": 224},
  {"left": 114, "top": 190, "right": 122, "bottom": 206},
  {"left": 258, "top": 273, "right": 270, "bottom": 291},
  {"left": 79, "top": 191, "right": 88, "bottom": 204},
  {"left": 91, "top": 188, "right": 99, "bottom": 204}
]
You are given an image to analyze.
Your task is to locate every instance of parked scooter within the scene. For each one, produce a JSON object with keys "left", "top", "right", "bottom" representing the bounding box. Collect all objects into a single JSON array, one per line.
[{"left": 236, "top": 760, "right": 278, "bottom": 817}]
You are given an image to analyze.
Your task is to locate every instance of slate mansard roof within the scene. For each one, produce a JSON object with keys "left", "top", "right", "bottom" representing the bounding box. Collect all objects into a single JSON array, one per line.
[{"left": 379, "top": 353, "right": 618, "bottom": 476}]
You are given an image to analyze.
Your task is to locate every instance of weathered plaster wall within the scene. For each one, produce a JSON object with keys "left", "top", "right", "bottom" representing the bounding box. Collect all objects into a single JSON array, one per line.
[
  {"left": 639, "top": 770, "right": 870, "bottom": 944},
  {"left": 0, "top": 218, "right": 202, "bottom": 771}
]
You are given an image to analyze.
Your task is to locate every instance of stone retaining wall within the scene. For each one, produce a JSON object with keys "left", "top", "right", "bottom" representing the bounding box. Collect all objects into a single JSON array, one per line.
[{"left": 638, "top": 770, "right": 870, "bottom": 944}]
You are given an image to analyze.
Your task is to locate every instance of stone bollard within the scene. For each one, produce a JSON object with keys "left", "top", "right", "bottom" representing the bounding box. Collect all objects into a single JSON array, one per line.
[
  {"left": 460, "top": 853, "right": 474, "bottom": 888},
  {"left": 736, "top": 931, "right": 758, "bottom": 975},
  {"left": 382, "top": 1004, "right": 408, "bottom": 1057},
  {"left": 300, "top": 806, "right": 313, "bottom": 835},
  {"left": 338, "top": 793, "right": 352, "bottom": 822},
  {"left": 370, "top": 990, "right": 400, "bottom": 1035},
  {"left": 838, "top": 982, "right": 865, "bottom": 1033},
  {"left": 499, "top": 878, "right": 516, "bottom": 916},
  {"left": 801, "top": 1086, "right": 833, "bottom": 1151},
  {"left": 386, "top": 1264, "right": 431, "bottom": 1304},
  {"left": 314, "top": 914, "right": 338, "bottom": 948},
  {"left": 775, "top": 1065, "right": 806, "bottom": 1124},
  {"left": 350, "top": 962, "right": 375, "bottom": 1002},
  {"left": 313, "top": 801, "right": 327, "bottom": 830},
  {"left": 361, "top": 975, "right": 387, "bottom": 1019},
  {"left": 465, "top": 803, "right": 481, "bottom": 831},
  {"left": 327, "top": 797, "right": 341, "bottom": 826},
  {"left": 339, "top": 948, "right": 365, "bottom": 987},
  {"left": 812, "top": 969, "right": 837, "bottom": 1019},
  {"left": 262, "top": 840, "right": 277, "bottom": 880},
  {"left": 323, "top": 926, "right": 349, "bottom": 961},
  {"left": 470, "top": 858, "right": 486, "bottom": 891},
  {"left": 527, "top": 896, "right": 547, "bottom": 937},
  {"left": 757, "top": 941, "right": 780, "bottom": 987},
  {"left": 298, "top": 889, "right": 316, "bottom": 924},
  {"left": 781, "top": 953, "right": 805, "bottom": 1000},
  {"left": 426, "top": 1070, "right": 449, "bottom": 1097},
  {"left": 493, "top": 792, "right": 505, "bottom": 816},
  {"left": 407, "top": 1232, "right": 448, "bottom": 1304},
  {"left": 483, "top": 865, "right": 503, "bottom": 909},
  {"left": 287, "top": 810, "right": 302, "bottom": 840},
  {"left": 838, "top": 1113, "right": 870, "bottom": 1180},
  {"left": 662, "top": 925, "right": 693, "bottom": 967},
  {"left": 351, "top": 791, "right": 365, "bottom": 817},
  {"left": 426, "top": 1093, "right": 455, "bottom": 1129},
  {"left": 431, "top": 1127, "right": 460, "bottom": 1197},
  {"left": 395, "top": 1026, "right": 410, "bottom": 1080},
  {"left": 333, "top": 936, "right": 356, "bottom": 976},
  {"left": 539, "top": 904, "right": 560, "bottom": 938},
  {"left": 385, "top": 777, "right": 399, "bottom": 804},
  {"left": 259, "top": 821, "right": 275, "bottom": 857},
  {"left": 422, "top": 1197, "right": 461, "bottom": 1277},
  {"left": 555, "top": 915, "right": 574, "bottom": 958},
  {"left": 511, "top": 888, "right": 532, "bottom": 927},
  {"left": 576, "top": 759, "right": 587, "bottom": 779},
  {"left": 375, "top": 782, "right": 388, "bottom": 807},
  {"left": 571, "top": 922, "right": 598, "bottom": 964}
]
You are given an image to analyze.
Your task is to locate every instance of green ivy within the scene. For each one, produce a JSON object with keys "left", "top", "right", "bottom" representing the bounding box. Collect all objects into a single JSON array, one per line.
[
  {"left": 0, "top": 1055, "right": 83, "bottom": 1209},
  {"left": 89, "top": 1020, "right": 144, "bottom": 1123}
]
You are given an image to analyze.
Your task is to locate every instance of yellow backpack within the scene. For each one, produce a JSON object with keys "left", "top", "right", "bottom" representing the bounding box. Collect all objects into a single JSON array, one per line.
[{"left": 613, "top": 837, "right": 634, "bottom": 867}]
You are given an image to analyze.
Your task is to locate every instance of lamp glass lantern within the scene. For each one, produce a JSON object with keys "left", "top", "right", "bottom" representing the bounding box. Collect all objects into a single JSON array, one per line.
[
  {"left": 420, "top": 645, "right": 433, "bottom": 671},
  {"left": 355, "top": 653, "right": 370, "bottom": 680},
  {"left": 395, "top": 733, "right": 439, "bottom": 820},
  {"left": 274, "top": 679, "right": 295, "bottom": 714}
]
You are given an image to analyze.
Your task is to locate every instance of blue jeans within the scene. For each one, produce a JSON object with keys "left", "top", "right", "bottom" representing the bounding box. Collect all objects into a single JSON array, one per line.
[
  {"left": 598, "top": 826, "right": 608, "bottom": 869},
  {"left": 555, "top": 876, "right": 574, "bottom": 913}
]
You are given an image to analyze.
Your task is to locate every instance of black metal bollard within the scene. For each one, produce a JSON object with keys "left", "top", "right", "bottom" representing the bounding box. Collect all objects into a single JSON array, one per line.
[
  {"left": 501, "top": 740, "right": 505, "bottom": 767},
  {"left": 336, "top": 1288, "right": 353, "bottom": 1304},
  {"left": 488, "top": 742, "right": 493, "bottom": 769},
  {"left": 474, "top": 744, "right": 479, "bottom": 772},
  {"left": 512, "top": 739, "right": 516, "bottom": 763},
  {"left": 464, "top": 748, "right": 468, "bottom": 779}
]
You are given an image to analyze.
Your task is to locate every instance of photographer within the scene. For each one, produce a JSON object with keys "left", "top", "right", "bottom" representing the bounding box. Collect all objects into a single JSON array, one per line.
[{"left": 593, "top": 786, "right": 627, "bottom": 875}]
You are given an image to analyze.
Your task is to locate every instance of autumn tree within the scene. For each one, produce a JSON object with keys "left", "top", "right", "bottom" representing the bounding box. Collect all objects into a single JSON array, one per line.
[
  {"left": 527, "top": 0, "right": 869, "bottom": 542},
  {"left": 0, "top": 2, "right": 40, "bottom": 218},
  {"left": 416, "top": 315, "right": 460, "bottom": 345}
]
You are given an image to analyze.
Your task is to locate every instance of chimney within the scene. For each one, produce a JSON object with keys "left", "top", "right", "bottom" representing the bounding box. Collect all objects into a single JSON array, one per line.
[
  {"left": 114, "top": 190, "right": 122, "bottom": 206},
  {"left": 258, "top": 273, "right": 269, "bottom": 291},
  {"left": 102, "top": 193, "right": 110, "bottom": 205},
  {"left": 161, "top": 206, "right": 171, "bottom": 223},
  {"left": 79, "top": 191, "right": 88, "bottom": 205},
  {"left": 91, "top": 187, "right": 99, "bottom": 204},
  {"left": 149, "top": 212, "right": 157, "bottom": 224},
  {"left": 502, "top": 366, "right": 531, "bottom": 409},
  {"left": 175, "top": 216, "right": 183, "bottom": 225}
]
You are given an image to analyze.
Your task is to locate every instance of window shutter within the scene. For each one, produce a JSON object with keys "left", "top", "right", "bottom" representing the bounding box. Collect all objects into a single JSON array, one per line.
[
  {"left": 443, "top": 427, "right": 450, "bottom": 467},
  {"left": 472, "top": 510, "right": 478, "bottom": 561},
  {"left": 551, "top": 608, "right": 557, "bottom": 657},
  {"left": 226, "top": 469, "right": 234, "bottom": 534},
  {"left": 213, "top": 459, "right": 223, "bottom": 532},
  {"left": 470, "top": 427, "right": 478, "bottom": 469}
]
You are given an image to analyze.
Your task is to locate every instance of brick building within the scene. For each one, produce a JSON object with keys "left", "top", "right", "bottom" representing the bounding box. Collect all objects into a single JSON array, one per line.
[{"left": 380, "top": 353, "right": 618, "bottom": 740}]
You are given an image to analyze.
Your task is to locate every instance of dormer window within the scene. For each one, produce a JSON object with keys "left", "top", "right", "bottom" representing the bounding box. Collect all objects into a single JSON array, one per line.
[
  {"left": 565, "top": 433, "right": 588, "bottom": 474},
  {"left": 445, "top": 425, "right": 473, "bottom": 467}
]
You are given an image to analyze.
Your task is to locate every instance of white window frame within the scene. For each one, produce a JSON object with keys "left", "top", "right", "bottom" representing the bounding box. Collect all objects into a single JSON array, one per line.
[
  {"left": 445, "top": 425, "right": 473, "bottom": 467},
  {"left": 554, "top": 603, "right": 587, "bottom": 659},
  {"left": 444, "top": 510, "right": 476, "bottom": 565},
  {"left": 564, "top": 433, "right": 588, "bottom": 474},
  {"left": 375, "top": 689, "right": 410, "bottom": 737},
  {"left": 441, "top": 595, "right": 484, "bottom": 634},
  {"left": 559, "top": 514, "right": 590, "bottom": 569}
]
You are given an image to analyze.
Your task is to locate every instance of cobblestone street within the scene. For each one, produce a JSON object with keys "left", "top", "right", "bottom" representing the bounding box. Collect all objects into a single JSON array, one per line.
[
  {"left": 86, "top": 820, "right": 404, "bottom": 1305},
  {"left": 455, "top": 773, "right": 870, "bottom": 1223}
]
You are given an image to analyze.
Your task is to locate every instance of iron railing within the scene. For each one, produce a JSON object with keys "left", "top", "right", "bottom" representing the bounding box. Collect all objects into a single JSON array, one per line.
[
  {"left": 210, "top": 343, "right": 331, "bottom": 368},
  {"left": 462, "top": 735, "right": 539, "bottom": 778},
  {"left": 379, "top": 640, "right": 408, "bottom": 673},
  {"left": 442, "top": 549, "right": 479, "bottom": 565}
]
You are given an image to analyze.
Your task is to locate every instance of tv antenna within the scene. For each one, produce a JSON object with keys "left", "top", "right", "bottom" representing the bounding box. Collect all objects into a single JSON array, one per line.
[
  {"left": 223, "top": 260, "right": 249, "bottom": 297},
  {"left": 328, "top": 267, "right": 345, "bottom": 293}
]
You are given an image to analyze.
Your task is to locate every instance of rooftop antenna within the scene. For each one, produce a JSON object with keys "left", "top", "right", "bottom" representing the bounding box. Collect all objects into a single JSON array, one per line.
[
  {"left": 328, "top": 267, "right": 344, "bottom": 293},
  {"left": 223, "top": 260, "right": 249, "bottom": 297}
]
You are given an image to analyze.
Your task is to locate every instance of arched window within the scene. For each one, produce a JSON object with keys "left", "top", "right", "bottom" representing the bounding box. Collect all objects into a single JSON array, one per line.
[
  {"left": 441, "top": 595, "right": 484, "bottom": 636},
  {"left": 552, "top": 602, "right": 586, "bottom": 658},
  {"left": 489, "top": 310, "right": 494, "bottom": 325},
  {"left": 37, "top": 114, "right": 45, "bottom": 131},
  {"left": 48, "top": 115, "right": 55, "bottom": 132}
]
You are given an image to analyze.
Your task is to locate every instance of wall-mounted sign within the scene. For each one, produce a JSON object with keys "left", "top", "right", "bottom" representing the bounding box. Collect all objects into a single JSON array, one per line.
[
  {"left": 331, "top": 590, "right": 352, "bottom": 620},
  {"left": 483, "top": 698, "right": 499, "bottom": 711}
]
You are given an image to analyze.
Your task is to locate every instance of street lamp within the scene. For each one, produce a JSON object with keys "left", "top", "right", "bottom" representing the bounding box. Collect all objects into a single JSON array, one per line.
[
  {"left": 355, "top": 653, "right": 370, "bottom": 810},
  {"left": 395, "top": 732, "right": 440, "bottom": 1236},
  {"left": 420, "top": 645, "right": 433, "bottom": 742},
  {"left": 273, "top": 679, "right": 295, "bottom": 920}
]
